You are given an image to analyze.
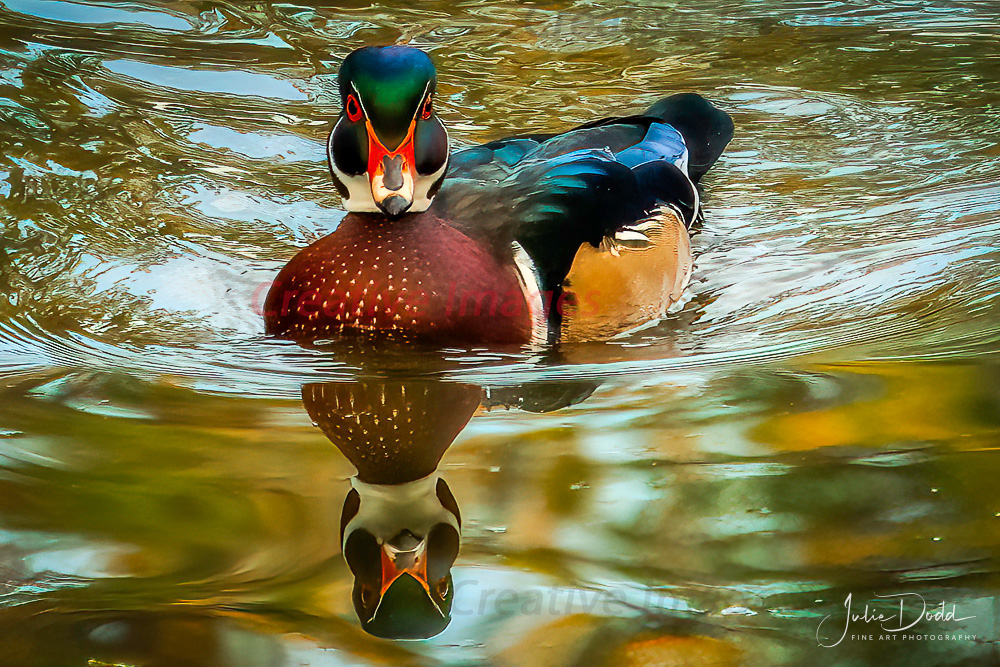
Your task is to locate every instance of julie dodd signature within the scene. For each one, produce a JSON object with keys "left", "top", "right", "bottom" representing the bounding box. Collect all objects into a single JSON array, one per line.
[{"left": 816, "top": 592, "right": 977, "bottom": 647}]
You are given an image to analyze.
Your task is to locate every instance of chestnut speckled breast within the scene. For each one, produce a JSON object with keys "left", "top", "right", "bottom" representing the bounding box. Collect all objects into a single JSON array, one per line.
[{"left": 263, "top": 212, "right": 535, "bottom": 343}]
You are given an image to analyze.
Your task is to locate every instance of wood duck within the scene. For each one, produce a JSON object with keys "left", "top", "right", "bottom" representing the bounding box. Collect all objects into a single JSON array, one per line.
[
  {"left": 264, "top": 45, "right": 733, "bottom": 344},
  {"left": 302, "top": 380, "right": 479, "bottom": 639},
  {"left": 300, "top": 375, "right": 604, "bottom": 638}
]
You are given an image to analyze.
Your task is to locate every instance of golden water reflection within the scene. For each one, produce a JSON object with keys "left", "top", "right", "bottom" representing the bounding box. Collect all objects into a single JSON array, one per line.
[{"left": 0, "top": 357, "right": 997, "bottom": 662}]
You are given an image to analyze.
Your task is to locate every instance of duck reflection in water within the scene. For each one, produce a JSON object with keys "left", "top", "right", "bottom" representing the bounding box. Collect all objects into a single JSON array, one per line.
[
  {"left": 300, "top": 376, "right": 596, "bottom": 638},
  {"left": 302, "top": 379, "right": 473, "bottom": 638}
]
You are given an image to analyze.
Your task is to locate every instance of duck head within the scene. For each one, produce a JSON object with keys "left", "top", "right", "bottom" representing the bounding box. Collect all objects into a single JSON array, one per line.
[
  {"left": 328, "top": 46, "right": 449, "bottom": 218},
  {"left": 340, "top": 475, "right": 461, "bottom": 639}
]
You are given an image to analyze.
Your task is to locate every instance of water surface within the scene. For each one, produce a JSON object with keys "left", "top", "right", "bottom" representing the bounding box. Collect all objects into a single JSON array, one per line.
[{"left": 1, "top": 0, "right": 999, "bottom": 664}]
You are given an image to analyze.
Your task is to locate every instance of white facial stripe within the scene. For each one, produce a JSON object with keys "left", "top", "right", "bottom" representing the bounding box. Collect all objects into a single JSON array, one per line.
[
  {"left": 328, "top": 115, "right": 378, "bottom": 212},
  {"left": 339, "top": 175, "right": 382, "bottom": 212},
  {"left": 413, "top": 80, "right": 432, "bottom": 122},
  {"left": 343, "top": 474, "right": 460, "bottom": 551},
  {"left": 412, "top": 157, "right": 447, "bottom": 213},
  {"left": 349, "top": 81, "right": 369, "bottom": 117}
]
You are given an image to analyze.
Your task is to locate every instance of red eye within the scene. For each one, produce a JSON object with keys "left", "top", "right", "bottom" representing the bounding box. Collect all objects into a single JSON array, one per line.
[
  {"left": 345, "top": 94, "right": 363, "bottom": 122},
  {"left": 420, "top": 94, "right": 433, "bottom": 120}
]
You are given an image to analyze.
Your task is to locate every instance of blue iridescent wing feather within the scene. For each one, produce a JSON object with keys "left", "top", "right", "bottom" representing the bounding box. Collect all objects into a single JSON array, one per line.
[{"left": 438, "top": 93, "right": 733, "bottom": 294}]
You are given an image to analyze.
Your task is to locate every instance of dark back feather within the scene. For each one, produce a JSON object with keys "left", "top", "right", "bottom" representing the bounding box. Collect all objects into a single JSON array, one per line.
[{"left": 436, "top": 93, "right": 733, "bottom": 334}]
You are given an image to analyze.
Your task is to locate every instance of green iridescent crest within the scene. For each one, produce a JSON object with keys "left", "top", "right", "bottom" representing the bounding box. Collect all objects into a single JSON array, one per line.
[{"left": 339, "top": 46, "right": 437, "bottom": 149}]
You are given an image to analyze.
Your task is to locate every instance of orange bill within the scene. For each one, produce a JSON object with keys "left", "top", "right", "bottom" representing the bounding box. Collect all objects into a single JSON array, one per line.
[
  {"left": 379, "top": 542, "right": 430, "bottom": 597},
  {"left": 366, "top": 119, "right": 417, "bottom": 212}
]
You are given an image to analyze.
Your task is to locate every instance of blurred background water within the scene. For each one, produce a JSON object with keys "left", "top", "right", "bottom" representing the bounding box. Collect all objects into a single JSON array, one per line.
[{"left": 1, "top": 0, "right": 999, "bottom": 664}]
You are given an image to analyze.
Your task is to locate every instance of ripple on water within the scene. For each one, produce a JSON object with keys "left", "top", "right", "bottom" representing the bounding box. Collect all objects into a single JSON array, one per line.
[{"left": 0, "top": 3, "right": 999, "bottom": 662}]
